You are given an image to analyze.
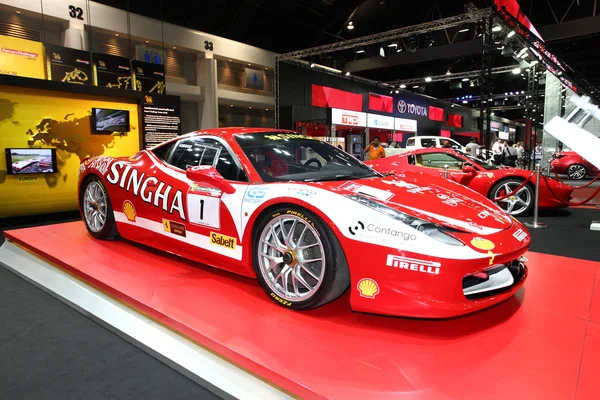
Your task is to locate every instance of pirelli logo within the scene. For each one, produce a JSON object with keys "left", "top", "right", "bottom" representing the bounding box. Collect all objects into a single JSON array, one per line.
[{"left": 386, "top": 255, "right": 441, "bottom": 275}]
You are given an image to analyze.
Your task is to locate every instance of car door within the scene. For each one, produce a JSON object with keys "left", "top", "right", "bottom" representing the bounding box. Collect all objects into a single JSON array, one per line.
[{"left": 161, "top": 136, "right": 250, "bottom": 270}]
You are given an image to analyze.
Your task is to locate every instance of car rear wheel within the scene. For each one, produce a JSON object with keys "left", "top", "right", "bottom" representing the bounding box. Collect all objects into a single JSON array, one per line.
[
  {"left": 567, "top": 164, "right": 587, "bottom": 180},
  {"left": 490, "top": 179, "right": 534, "bottom": 216},
  {"left": 253, "top": 206, "right": 350, "bottom": 310},
  {"left": 80, "top": 176, "right": 118, "bottom": 239}
]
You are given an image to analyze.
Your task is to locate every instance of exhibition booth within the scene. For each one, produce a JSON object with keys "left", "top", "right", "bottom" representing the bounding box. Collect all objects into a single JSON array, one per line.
[
  {"left": 1, "top": 1, "right": 600, "bottom": 400},
  {"left": 0, "top": 34, "right": 181, "bottom": 220}
]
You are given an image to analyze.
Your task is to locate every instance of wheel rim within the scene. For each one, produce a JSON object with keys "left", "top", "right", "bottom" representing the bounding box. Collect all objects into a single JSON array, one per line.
[
  {"left": 258, "top": 214, "right": 326, "bottom": 302},
  {"left": 494, "top": 182, "right": 532, "bottom": 216},
  {"left": 568, "top": 164, "right": 586, "bottom": 179},
  {"left": 83, "top": 181, "right": 108, "bottom": 233}
]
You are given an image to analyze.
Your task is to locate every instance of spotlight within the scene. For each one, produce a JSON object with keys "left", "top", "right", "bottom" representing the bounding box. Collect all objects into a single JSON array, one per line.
[
  {"left": 388, "top": 43, "right": 398, "bottom": 47},
  {"left": 459, "top": 28, "right": 469, "bottom": 33},
  {"left": 379, "top": 46, "right": 385, "bottom": 57},
  {"left": 462, "top": 78, "right": 469, "bottom": 81},
  {"left": 356, "top": 49, "right": 365, "bottom": 54},
  {"left": 400, "top": 84, "right": 406, "bottom": 88},
  {"left": 347, "top": 21, "right": 354, "bottom": 30},
  {"left": 412, "top": 85, "right": 420, "bottom": 88},
  {"left": 425, "top": 77, "right": 432, "bottom": 82},
  {"left": 345, "top": 71, "right": 350, "bottom": 76},
  {"left": 446, "top": 70, "right": 451, "bottom": 75},
  {"left": 310, "top": 63, "right": 315, "bottom": 68},
  {"left": 512, "top": 68, "right": 521, "bottom": 74},
  {"left": 462, "top": 100, "right": 468, "bottom": 104},
  {"left": 395, "top": 89, "right": 400, "bottom": 94},
  {"left": 507, "top": 30, "right": 515, "bottom": 38},
  {"left": 492, "top": 26, "right": 502, "bottom": 32}
]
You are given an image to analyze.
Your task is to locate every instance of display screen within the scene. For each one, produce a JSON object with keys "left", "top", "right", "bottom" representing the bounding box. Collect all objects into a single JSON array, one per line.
[
  {"left": 5, "top": 148, "right": 58, "bottom": 175},
  {"left": 91, "top": 108, "right": 130, "bottom": 133}
]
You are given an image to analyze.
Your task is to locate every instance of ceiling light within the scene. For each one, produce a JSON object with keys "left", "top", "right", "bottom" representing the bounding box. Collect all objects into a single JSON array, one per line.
[
  {"left": 249, "top": 106, "right": 252, "bottom": 109},
  {"left": 265, "top": 108, "right": 269, "bottom": 111},
  {"left": 388, "top": 43, "right": 398, "bottom": 47},
  {"left": 399, "top": 84, "right": 406, "bottom": 88},
  {"left": 248, "top": 63, "right": 251, "bottom": 66},
  {"left": 347, "top": 21, "right": 354, "bottom": 30},
  {"left": 173, "top": 46, "right": 176, "bottom": 49},
  {"left": 395, "top": 89, "right": 400, "bottom": 93},
  {"left": 310, "top": 63, "right": 315, "bottom": 67},
  {"left": 425, "top": 77, "right": 432, "bottom": 82},
  {"left": 491, "top": 112, "right": 495, "bottom": 116},
  {"left": 115, "top": 33, "right": 119, "bottom": 37},
  {"left": 507, "top": 30, "right": 515, "bottom": 38},
  {"left": 16, "top": 10, "right": 20, "bottom": 14},
  {"left": 512, "top": 67, "right": 521, "bottom": 74},
  {"left": 530, "top": 60, "right": 539, "bottom": 65},
  {"left": 446, "top": 70, "right": 451, "bottom": 75},
  {"left": 356, "top": 49, "right": 365, "bottom": 53},
  {"left": 413, "top": 85, "right": 419, "bottom": 88},
  {"left": 345, "top": 71, "right": 350, "bottom": 76},
  {"left": 229, "top": 59, "right": 232, "bottom": 62},
  {"left": 492, "top": 26, "right": 502, "bottom": 32},
  {"left": 379, "top": 46, "right": 385, "bottom": 57},
  {"left": 459, "top": 28, "right": 469, "bottom": 33},
  {"left": 145, "top": 40, "right": 149, "bottom": 43},
  {"left": 521, "top": 90, "right": 525, "bottom": 94},
  {"left": 462, "top": 78, "right": 469, "bottom": 81},
  {"left": 230, "top": 104, "right": 233, "bottom": 107},
  {"left": 462, "top": 100, "right": 468, "bottom": 104}
]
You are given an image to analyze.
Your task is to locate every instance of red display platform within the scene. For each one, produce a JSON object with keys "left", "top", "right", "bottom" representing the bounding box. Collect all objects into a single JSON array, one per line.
[{"left": 3, "top": 222, "right": 600, "bottom": 400}]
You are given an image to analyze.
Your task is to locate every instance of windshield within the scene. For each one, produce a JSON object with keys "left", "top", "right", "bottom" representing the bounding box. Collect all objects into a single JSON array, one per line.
[
  {"left": 457, "top": 151, "right": 499, "bottom": 170},
  {"left": 234, "top": 132, "right": 381, "bottom": 182}
]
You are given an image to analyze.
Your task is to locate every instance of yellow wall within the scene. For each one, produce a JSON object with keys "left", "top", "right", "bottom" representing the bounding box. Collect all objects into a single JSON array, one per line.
[{"left": 0, "top": 86, "right": 141, "bottom": 218}]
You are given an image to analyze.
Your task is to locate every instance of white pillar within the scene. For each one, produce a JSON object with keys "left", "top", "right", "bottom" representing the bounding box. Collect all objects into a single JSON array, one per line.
[
  {"left": 62, "top": 20, "right": 88, "bottom": 51},
  {"left": 197, "top": 54, "right": 218, "bottom": 129}
]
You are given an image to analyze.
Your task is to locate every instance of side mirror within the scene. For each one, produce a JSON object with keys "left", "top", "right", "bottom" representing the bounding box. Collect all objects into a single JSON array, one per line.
[
  {"left": 462, "top": 164, "right": 477, "bottom": 174},
  {"left": 185, "top": 166, "right": 236, "bottom": 194}
]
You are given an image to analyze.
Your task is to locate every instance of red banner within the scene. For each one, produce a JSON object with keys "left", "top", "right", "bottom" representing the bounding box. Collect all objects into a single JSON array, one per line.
[
  {"left": 311, "top": 84, "right": 363, "bottom": 111},
  {"left": 494, "top": 0, "right": 543, "bottom": 41},
  {"left": 429, "top": 106, "right": 444, "bottom": 122},
  {"left": 447, "top": 113, "right": 463, "bottom": 128},
  {"left": 368, "top": 92, "right": 394, "bottom": 113}
]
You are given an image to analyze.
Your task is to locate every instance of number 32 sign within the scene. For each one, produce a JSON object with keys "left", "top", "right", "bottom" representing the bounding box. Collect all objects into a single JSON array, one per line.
[{"left": 187, "top": 193, "right": 220, "bottom": 228}]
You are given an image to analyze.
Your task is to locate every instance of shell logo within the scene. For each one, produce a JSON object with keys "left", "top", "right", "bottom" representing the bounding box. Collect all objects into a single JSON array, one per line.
[
  {"left": 470, "top": 237, "right": 495, "bottom": 251},
  {"left": 357, "top": 278, "right": 380, "bottom": 299},
  {"left": 123, "top": 200, "right": 136, "bottom": 222}
]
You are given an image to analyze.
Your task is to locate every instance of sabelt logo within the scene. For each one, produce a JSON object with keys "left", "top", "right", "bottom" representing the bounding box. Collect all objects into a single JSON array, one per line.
[
  {"left": 341, "top": 114, "right": 359, "bottom": 125},
  {"left": 1, "top": 47, "right": 38, "bottom": 59},
  {"left": 210, "top": 232, "right": 236, "bottom": 250},
  {"left": 386, "top": 255, "right": 441, "bottom": 275}
]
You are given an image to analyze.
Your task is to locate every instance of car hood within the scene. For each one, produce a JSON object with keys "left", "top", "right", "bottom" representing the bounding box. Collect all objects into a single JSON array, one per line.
[{"left": 326, "top": 172, "right": 513, "bottom": 234}]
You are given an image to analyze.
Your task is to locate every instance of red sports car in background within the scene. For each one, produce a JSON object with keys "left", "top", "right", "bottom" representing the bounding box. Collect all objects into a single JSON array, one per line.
[
  {"left": 367, "top": 148, "right": 573, "bottom": 217},
  {"left": 551, "top": 150, "right": 600, "bottom": 180},
  {"left": 78, "top": 129, "right": 529, "bottom": 319}
]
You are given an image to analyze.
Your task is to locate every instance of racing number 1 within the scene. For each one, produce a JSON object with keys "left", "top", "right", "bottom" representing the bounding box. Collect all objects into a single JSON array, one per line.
[{"left": 187, "top": 193, "right": 220, "bottom": 228}]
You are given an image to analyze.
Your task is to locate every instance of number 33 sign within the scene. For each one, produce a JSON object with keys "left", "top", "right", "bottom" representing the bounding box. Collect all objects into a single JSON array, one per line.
[{"left": 187, "top": 194, "right": 220, "bottom": 228}]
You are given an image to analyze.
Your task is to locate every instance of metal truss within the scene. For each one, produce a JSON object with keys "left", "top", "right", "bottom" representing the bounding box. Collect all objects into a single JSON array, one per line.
[
  {"left": 274, "top": 59, "right": 280, "bottom": 128},
  {"left": 480, "top": 14, "right": 493, "bottom": 150},
  {"left": 386, "top": 65, "right": 517, "bottom": 86},
  {"left": 275, "top": 8, "right": 492, "bottom": 61}
]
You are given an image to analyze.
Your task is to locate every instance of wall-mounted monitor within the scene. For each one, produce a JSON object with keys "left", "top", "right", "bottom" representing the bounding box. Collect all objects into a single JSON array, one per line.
[
  {"left": 91, "top": 108, "right": 130, "bottom": 134},
  {"left": 5, "top": 148, "right": 58, "bottom": 175}
]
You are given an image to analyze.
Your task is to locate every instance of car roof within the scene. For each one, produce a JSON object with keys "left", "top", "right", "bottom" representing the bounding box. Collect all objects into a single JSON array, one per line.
[{"left": 147, "top": 127, "right": 298, "bottom": 150}]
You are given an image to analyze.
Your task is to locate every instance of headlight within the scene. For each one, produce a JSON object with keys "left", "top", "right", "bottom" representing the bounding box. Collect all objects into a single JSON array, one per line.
[{"left": 345, "top": 194, "right": 464, "bottom": 246}]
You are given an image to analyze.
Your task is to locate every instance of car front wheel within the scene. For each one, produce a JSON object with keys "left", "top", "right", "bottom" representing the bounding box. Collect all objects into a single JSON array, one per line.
[
  {"left": 567, "top": 164, "right": 587, "bottom": 180},
  {"left": 253, "top": 206, "right": 350, "bottom": 310},
  {"left": 490, "top": 179, "right": 534, "bottom": 216}
]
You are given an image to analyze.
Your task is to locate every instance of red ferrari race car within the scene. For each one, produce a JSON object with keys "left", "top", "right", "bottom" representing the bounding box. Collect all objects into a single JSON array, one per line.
[
  {"left": 551, "top": 150, "right": 600, "bottom": 180},
  {"left": 367, "top": 148, "right": 573, "bottom": 217},
  {"left": 78, "top": 129, "right": 529, "bottom": 318}
]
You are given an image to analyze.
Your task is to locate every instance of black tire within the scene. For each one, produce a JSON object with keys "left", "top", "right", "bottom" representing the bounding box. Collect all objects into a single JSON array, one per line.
[
  {"left": 79, "top": 175, "right": 119, "bottom": 240},
  {"left": 252, "top": 205, "right": 350, "bottom": 310},
  {"left": 567, "top": 164, "right": 587, "bottom": 180},
  {"left": 489, "top": 178, "right": 535, "bottom": 216}
]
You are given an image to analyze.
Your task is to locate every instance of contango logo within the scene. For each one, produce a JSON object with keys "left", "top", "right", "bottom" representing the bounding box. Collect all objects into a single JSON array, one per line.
[{"left": 397, "top": 100, "right": 428, "bottom": 117}]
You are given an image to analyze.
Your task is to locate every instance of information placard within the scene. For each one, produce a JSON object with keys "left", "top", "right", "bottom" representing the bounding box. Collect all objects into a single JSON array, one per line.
[{"left": 141, "top": 93, "right": 181, "bottom": 148}]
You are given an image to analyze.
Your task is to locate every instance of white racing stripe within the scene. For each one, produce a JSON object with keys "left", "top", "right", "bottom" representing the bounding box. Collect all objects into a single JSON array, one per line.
[{"left": 114, "top": 212, "right": 243, "bottom": 261}]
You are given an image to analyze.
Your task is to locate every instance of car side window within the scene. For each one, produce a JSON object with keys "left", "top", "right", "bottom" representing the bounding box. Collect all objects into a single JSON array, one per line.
[
  {"left": 165, "top": 137, "right": 248, "bottom": 182},
  {"left": 406, "top": 138, "right": 415, "bottom": 146},
  {"left": 419, "top": 153, "right": 464, "bottom": 170},
  {"left": 421, "top": 139, "right": 437, "bottom": 148}
]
